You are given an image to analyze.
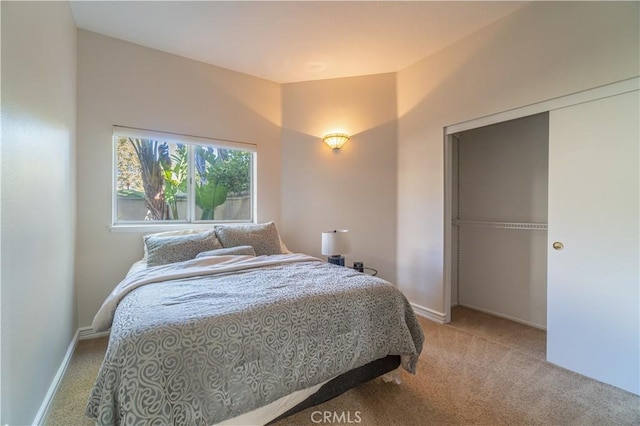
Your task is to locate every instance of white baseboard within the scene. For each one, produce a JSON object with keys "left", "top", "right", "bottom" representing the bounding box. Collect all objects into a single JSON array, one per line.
[
  {"left": 457, "top": 303, "right": 547, "bottom": 330},
  {"left": 411, "top": 303, "right": 447, "bottom": 324},
  {"left": 32, "top": 329, "right": 79, "bottom": 426},
  {"left": 32, "top": 327, "right": 110, "bottom": 425}
]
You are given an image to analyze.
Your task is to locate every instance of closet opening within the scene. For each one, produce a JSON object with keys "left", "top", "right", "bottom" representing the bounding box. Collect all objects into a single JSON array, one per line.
[{"left": 445, "top": 113, "right": 549, "bottom": 331}]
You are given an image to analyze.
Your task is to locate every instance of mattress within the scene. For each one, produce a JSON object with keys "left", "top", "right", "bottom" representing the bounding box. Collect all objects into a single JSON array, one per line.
[{"left": 86, "top": 254, "right": 424, "bottom": 425}]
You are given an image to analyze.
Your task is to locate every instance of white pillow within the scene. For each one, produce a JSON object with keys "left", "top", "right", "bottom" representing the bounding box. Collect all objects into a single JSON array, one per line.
[
  {"left": 279, "top": 237, "right": 292, "bottom": 254},
  {"left": 195, "top": 245, "right": 256, "bottom": 258}
]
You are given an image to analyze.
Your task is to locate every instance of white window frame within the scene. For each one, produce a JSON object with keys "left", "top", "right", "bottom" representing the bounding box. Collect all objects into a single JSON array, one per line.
[{"left": 111, "top": 126, "right": 257, "bottom": 231}]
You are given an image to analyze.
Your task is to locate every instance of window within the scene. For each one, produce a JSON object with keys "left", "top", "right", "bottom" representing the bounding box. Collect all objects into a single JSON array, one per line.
[{"left": 113, "top": 126, "right": 255, "bottom": 226}]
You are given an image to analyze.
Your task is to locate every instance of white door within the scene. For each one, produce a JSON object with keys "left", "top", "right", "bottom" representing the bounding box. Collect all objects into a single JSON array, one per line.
[{"left": 547, "top": 90, "right": 639, "bottom": 395}]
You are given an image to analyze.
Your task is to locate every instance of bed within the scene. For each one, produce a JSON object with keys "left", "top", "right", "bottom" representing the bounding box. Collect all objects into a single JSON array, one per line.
[{"left": 86, "top": 223, "right": 424, "bottom": 425}]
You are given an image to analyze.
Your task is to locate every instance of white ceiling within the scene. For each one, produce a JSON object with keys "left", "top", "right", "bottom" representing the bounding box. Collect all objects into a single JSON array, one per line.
[{"left": 70, "top": 1, "right": 528, "bottom": 84}]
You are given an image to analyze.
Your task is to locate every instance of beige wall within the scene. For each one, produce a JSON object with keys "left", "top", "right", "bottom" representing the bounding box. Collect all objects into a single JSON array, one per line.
[
  {"left": 76, "top": 30, "right": 282, "bottom": 327},
  {"left": 281, "top": 73, "right": 397, "bottom": 282},
  {"left": 76, "top": 1, "right": 640, "bottom": 327},
  {"left": 396, "top": 1, "right": 640, "bottom": 316},
  {"left": 1, "top": 2, "right": 77, "bottom": 424},
  {"left": 4, "top": 4, "right": 638, "bottom": 420}
]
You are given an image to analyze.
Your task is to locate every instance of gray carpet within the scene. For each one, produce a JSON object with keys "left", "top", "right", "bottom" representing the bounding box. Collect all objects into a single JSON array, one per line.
[{"left": 44, "top": 307, "right": 639, "bottom": 425}]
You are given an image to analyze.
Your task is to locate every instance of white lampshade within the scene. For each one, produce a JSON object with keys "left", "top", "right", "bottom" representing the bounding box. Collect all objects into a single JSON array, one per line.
[{"left": 321, "top": 230, "right": 351, "bottom": 256}]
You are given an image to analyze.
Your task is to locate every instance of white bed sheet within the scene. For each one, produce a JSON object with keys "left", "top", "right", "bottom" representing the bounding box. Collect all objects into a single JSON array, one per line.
[{"left": 217, "top": 379, "right": 329, "bottom": 425}]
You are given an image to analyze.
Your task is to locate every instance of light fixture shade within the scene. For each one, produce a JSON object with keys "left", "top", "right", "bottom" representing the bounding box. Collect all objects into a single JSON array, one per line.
[
  {"left": 323, "top": 133, "right": 350, "bottom": 150},
  {"left": 321, "top": 230, "right": 351, "bottom": 256}
]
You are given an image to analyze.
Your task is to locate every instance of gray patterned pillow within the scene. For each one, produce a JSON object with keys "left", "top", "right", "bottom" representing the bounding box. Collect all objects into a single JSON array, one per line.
[
  {"left": 144, "top": 229, "right": 222, "bottom": 267},
  {"left": 214, "top": 222, "right": 282, "bottom": 256},
  {"left": 195, "top": 245, "right": 256, "bottom": 258}
]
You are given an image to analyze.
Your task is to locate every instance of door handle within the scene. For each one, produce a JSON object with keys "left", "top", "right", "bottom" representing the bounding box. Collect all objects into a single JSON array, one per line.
[{"left": 552, "top": 241, "right": 564, "bottom": 250}]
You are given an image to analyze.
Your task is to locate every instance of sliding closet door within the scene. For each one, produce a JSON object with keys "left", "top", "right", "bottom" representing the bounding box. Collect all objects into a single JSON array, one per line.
[{"left": 547, "top": 90, "right": 639, "bottom": 395}]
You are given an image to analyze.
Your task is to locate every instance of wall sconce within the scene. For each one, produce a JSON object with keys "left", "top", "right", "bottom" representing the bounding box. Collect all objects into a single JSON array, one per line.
[{"left": 323, "top": 133, "right": 350, "bottom": 150}]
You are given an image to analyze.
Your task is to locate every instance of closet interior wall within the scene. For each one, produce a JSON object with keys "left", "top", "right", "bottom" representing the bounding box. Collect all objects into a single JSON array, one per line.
[{"left": 453, "top": 113, "right": 549, "bottom": 328}]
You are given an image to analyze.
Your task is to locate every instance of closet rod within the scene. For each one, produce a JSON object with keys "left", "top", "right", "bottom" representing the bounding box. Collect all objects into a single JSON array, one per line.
[{"left": 453, "top": 220, "right": 547, "bottom": 231}]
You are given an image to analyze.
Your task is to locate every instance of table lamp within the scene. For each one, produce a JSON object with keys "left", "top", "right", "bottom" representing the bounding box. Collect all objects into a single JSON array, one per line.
[{"left": 321, "top": 230, "right": 351, "bottom": 266}]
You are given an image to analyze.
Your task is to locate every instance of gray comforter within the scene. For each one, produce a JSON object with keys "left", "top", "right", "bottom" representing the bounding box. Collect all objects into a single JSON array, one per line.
[{"left": 86, "top": 254, "right": 424, "bottom": 425}]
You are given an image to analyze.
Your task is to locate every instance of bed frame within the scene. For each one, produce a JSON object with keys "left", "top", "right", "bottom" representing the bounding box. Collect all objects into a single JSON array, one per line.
[{"left": 268, "top": 355, "right": 401, "bottom": 424}]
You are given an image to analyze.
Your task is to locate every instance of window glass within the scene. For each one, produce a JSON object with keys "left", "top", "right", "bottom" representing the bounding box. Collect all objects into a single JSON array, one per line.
[
  {"left": 114, "top": 130, "right": 254, "bottom": 225},
  {"left": 194, "top": 146, "right": 252, "bottom": 221}
]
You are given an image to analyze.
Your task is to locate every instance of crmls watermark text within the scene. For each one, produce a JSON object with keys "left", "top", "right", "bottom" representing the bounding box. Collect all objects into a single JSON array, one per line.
[{"left": 310, "top": 411, "right": 362, "bottom": 424}]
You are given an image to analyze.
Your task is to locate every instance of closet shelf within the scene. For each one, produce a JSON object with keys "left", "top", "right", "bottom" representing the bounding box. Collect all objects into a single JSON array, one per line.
[{"left": 453, "top": 220, "right": 548, "bottom": 231}]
